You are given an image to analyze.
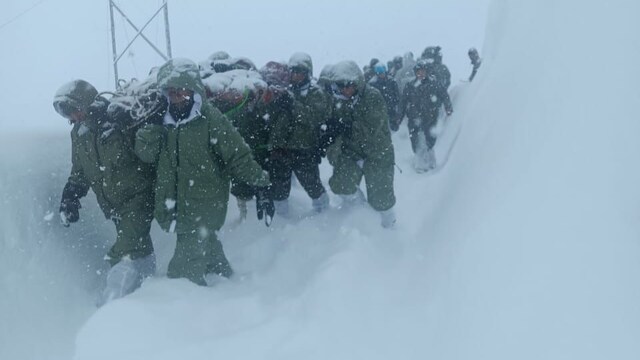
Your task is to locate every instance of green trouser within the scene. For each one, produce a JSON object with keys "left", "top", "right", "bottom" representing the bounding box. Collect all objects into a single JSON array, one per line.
[
  {"left": 328, "top": 153, "right": 396, "bottom": 211},
  {"left": 105, "top": 194, "right": 154, "bottom": 267},
  {"left": 167, "top": 229, "right": 233, "bottom": 286}
]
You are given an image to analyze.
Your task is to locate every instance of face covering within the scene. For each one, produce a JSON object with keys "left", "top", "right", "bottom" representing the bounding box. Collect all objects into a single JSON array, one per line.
[{"left": 168, "top": 96, "right": 195, "bottom": 121}]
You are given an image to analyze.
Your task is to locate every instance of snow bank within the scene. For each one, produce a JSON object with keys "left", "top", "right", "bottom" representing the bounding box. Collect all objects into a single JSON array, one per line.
[{"left": 412, "top": 1, "right": 640, "bottom": 358}]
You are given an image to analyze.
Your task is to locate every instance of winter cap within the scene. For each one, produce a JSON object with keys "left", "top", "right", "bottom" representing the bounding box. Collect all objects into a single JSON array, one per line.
[
  {"left": 413, "top": 59, "right": 432, "bottom": 72},
  {"left": 421, "top": 46, "right": 443, "bottom": 64},
  {"left": 374, "top": 64, "right": 387, "bottom": 74},
  {"left": 53, "top": 79, "right": 98, "bottom": 116}
]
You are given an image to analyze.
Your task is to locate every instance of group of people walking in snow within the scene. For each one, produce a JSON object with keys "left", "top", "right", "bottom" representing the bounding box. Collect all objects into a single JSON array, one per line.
[{"left": 52, "top": 46, "right": 481, "bottom": 305}]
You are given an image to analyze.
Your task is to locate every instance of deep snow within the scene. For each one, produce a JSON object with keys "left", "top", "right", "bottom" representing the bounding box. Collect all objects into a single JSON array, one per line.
[{"left": 2, "top": 0, "right": 640, "bottom": 359}]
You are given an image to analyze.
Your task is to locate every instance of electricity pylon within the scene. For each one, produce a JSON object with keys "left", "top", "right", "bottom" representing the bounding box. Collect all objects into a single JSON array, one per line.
[{"left": 108, "top": 0, "right": 172, "bottom": 89}]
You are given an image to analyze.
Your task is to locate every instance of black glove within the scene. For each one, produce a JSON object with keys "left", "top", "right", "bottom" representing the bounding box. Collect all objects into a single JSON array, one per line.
[
  {"left": 255, "top": 188, "right": 275, "bottom": 226},
  {"left": 59, "top": 182, "right": 83, "bottom": 227},
  {"left": 389, "top": 119, "right": 400, "bottom": 132},
  {"left": 390, "top": 116, "right": 402, "bottom": 131},
  {"left": 315, "top": 145, "right": 327, "bottom": 161}
]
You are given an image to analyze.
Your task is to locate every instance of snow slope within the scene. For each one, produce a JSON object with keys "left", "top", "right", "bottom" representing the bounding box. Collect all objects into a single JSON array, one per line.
[
  {"left": 72, "top": 1, "right": 640, "bottom": 359},
  {"left": 2, "top": 0, "right": 639, "bottom": 359}
]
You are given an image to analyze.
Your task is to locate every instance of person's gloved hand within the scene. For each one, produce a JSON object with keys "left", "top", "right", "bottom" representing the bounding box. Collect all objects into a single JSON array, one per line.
[
  {"left": 255, "top": 188, "right": 275, "bottom": 226},
  {"left": 59, "top": 182, "right": 83, "bottom": 227},
  {"left": 59, "top": 199, "right": 80, "bottom": 227}
]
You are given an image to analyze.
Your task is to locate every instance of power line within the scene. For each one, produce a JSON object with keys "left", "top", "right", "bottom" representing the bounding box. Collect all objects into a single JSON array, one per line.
[{"left": 0, "top": 0, "right": 49, "bottom": 31}]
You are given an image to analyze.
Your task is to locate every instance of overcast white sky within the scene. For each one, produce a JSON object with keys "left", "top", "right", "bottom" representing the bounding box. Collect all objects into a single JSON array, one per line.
[{"left": 0, "top": 0, "right": 489, "bottom": 132}]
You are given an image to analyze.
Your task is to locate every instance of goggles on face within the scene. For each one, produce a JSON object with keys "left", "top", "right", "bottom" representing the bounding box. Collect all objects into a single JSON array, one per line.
[
  {"left": 290, "top": 66, "right": 308, "bottom": 74},
  {"left": 334, "top": 81, "right": 356, "bottom": 89},
  {"left": 54, "top": 101, "right": 79, "bottom": 118}
]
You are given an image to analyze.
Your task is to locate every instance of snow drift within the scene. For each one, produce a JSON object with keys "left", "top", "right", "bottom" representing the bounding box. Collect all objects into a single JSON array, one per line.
[
  {"left": 1, "top": 0, "right": 639, "bottom": 359},
  {"left": 73, "top": 1, "right": 640, "bottom": 359}
]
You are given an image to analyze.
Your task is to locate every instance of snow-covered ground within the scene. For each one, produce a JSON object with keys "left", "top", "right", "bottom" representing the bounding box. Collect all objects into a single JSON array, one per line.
[{"left": 2, "top": 0, "right": 640, "bottom": 359}]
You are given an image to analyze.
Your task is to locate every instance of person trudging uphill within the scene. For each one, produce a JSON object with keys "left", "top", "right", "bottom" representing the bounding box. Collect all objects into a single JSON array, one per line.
[
  {"left": 325, "top": 60, "right": 397, "bottom": 228},
  {"left": 396, "top": 60, "right": 453, "bottom": 173},
  {"left": 53, "top": 79, "right": 157, "bottom": 306},
  {"left": 135, "top": 59, "right": 272, "bottom": 286}
]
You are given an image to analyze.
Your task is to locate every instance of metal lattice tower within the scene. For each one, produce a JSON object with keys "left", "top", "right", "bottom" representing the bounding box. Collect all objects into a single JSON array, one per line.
[{"left": 108, "top": 0, "right": 172, "bottom": 89}]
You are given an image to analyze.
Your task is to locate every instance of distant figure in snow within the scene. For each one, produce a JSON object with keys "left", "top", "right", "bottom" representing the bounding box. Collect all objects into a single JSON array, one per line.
[
  {"left": 394, "top": 51, "right": 416, "bottom": 97},
  {"left": 363, "top": 57, "right": 380, "bottom": 83},
  {"left": 396, "top": 60, "right": 453, "bottom": 173},
  {"left": 53, "top": 79, "right": 157, "bottom": 306},
  {"left": 368, "top": 63, "right": 400, "bottom": 130},
  {"left": 420, "top": 46, "right": 451, "bottom": 89},
  {"left": 468, "top": 47, "right": 482, "bottom": 82},
  {"left": 388, "top": 55, "right": 403, "bottom": 78}
]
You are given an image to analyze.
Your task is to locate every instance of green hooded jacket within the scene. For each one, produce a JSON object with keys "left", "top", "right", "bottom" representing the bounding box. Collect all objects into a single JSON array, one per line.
[
  {"left": 135, "top": 59, "right": 270, "bottom": 234},
  {"left": 270, "top": 53, "right": 331, "bottom": 151},
  {"left": 327, "top": 61, "right": 396, "bottom": 211},
  {"left": 54, "top": 79, "right": 155, "bottom": 218},
  {"left": 279, "top": 83, "right": 331, "bottom": 150},
  {"left": 331, "top": 62, "right": 394, "bottom": 166}
]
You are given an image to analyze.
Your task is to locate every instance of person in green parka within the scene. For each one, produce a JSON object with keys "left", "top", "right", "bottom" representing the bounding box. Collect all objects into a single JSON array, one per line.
[
  {"left": 267, "top": 53, "right": 331, "bottom": 217},
  {"left": 203, "top": 67, "right": 282, "bottom": 222},
  {"left": 396, "top": 60, "right": 453, "bottom": 173},
  {"left": 135, "top": 59, "right": 271, "bottom": 285},
  {"left": 218, "top": 87, "right": 271, "bottom": 221},
  {"left": 325, "top": 60, "right": 397, "bottom": 228},
  {"left": 53, "top": 79, "right": 157, "bottom": 306}
]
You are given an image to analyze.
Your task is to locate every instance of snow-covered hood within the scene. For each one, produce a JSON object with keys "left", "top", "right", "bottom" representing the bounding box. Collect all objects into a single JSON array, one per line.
[
  {"left": 157, "top": 58, "right": 206, "bottom": 100},
  {"left": 289, "top": 52, "right": 313, "bottom": 74},
  {"left": 156, "top": 58, "right": 209, "bottom": 127},
  {"left": 332, "top": 60, "right": 366, "bottom": 90},
  {"left": 53, "top": 79, "right": 98, "bottom": 113}
]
